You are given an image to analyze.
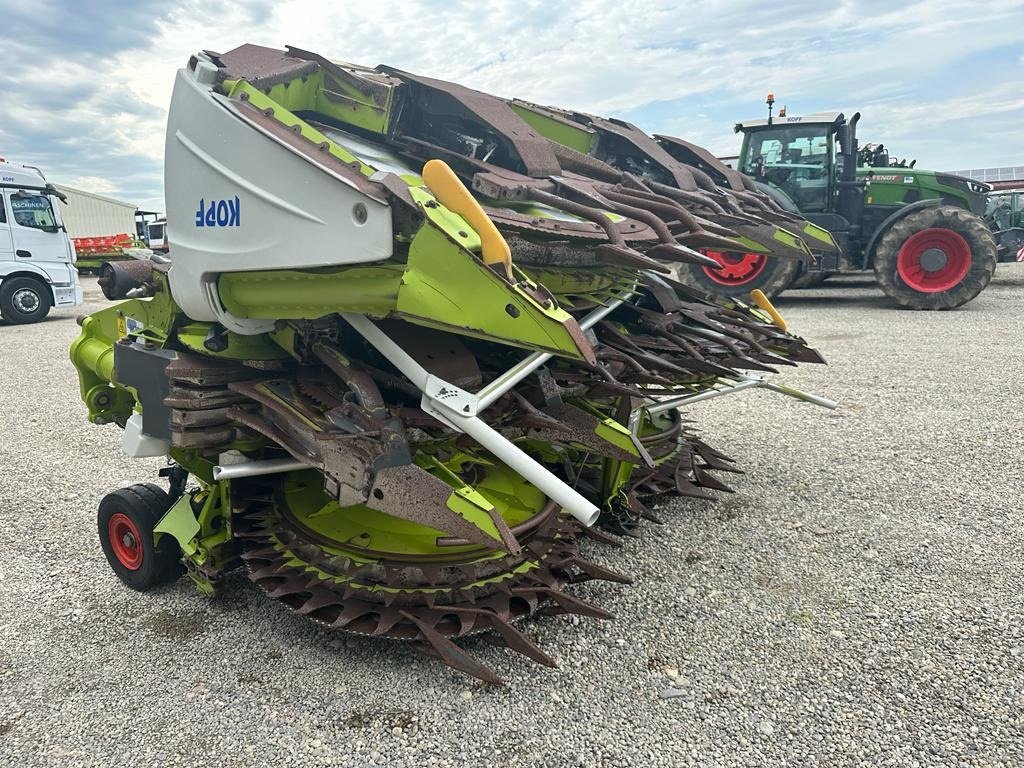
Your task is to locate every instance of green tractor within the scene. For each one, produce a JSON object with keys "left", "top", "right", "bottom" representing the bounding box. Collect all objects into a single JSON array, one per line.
[{"left": 674, "top": 100, "right": 997, "bottom": 309}]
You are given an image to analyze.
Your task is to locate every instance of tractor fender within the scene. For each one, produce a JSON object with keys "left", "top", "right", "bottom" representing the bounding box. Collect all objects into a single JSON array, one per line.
[{"left": 864, "top": 199, "right": 942, "bottom": 263}]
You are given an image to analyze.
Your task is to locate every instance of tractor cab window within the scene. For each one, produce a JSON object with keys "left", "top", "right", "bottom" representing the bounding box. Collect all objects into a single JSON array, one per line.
[
  {"left": 743, "top": 125, "right": 834, "bottom": 212},
  {"left": 988, "top": 191, "right": 1024, "bottom": 230},
  {"left": 10, "top": 193, "right": 59, "bottom": 232}
]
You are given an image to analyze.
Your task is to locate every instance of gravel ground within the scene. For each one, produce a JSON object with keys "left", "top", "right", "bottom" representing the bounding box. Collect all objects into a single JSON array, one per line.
[{"left": 1, "top": 267, "right": 1022, "bottom": 767}]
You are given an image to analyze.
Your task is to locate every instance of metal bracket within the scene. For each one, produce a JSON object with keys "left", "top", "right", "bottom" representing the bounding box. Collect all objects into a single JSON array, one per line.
[{"left": 341, "top": 312, "right": 600, "bottom": 527}]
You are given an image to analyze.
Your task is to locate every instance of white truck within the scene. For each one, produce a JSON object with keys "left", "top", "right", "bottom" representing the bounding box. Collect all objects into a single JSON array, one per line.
[{"left": 0, "top": 158, "right": 83, "bottom": 323}]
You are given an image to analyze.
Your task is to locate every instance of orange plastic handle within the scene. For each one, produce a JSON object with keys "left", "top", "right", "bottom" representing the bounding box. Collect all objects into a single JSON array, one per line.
[
  {"left": 422, "top": 159, "right": 513, "bottom": 280},
  {"left": 749, "top": 289, "right": 787, "bottom": 332}
]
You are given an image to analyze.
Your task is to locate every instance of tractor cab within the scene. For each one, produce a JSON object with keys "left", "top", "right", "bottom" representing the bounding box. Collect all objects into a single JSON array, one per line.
[
  {"left": 735, "top": 109, "right": 866, "bottom": 262},
  {"left": 736, "top": 112, "right": 846, "bottom": 214},
  {"left": 986, "top": 188, "right": 1024, "bottom": 261}
]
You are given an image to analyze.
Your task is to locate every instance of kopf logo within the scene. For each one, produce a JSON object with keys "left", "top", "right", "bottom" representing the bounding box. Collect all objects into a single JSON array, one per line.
[{"left": 195, "top": 196, "right": 240, "bottom": 227}]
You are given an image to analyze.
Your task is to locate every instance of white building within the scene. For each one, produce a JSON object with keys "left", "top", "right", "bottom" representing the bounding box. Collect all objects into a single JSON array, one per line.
[{"left": 52, "top": 184, "right": 138, "bottom": 239}]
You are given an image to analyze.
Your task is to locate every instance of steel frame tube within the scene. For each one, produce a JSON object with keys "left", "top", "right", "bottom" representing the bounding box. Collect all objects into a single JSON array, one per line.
[
  {"left": 645, "top": 378, "right": 763, "bottom": 415},
  {"left": 475, "top": 298, "right": 626, "bottom": 410},
  {"left": 212, "top": 457, "right": 312, "bottom": 481},
  {"left": 341, "top": 312, "right": 600, "bottom": 527}
]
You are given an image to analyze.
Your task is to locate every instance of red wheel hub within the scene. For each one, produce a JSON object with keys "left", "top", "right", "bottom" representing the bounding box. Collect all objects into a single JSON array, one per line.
[
  {"left": 701, "top": 250, "right": 768, "bottom": 286},
  {"left": 896, "top": 228, "right": 972, "bottom": 293},
  {"left": 108, "top": 513, "right": 144, "bottom": 570}
]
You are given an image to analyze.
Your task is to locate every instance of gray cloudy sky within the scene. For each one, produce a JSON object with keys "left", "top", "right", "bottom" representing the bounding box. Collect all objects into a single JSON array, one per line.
[{"left": 0, "top": 0, "right": 1021, "bottom": 213}]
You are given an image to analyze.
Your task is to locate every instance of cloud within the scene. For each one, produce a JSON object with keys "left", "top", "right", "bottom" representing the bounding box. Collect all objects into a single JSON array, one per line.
[
  {"left": 62, "top": 176, "right": 121, "bottom": 196},
  {"left": 0, "top": 0, "right": 1021, "bottom": 213}
]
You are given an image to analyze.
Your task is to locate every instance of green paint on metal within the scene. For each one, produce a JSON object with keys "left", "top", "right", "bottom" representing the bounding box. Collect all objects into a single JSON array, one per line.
[
  {"left": 395, "top": 222, "right": 588, "bottom": 360},
  {"left": 154, "top": 493, "right": 201, "bottom": 556},
  {"left": 802, "top": 221, "right": 839, "bottom": 249},
  {"left": 218, "top": 265, "right": 405, "bottom": 320},
  {"left": 224, "top": 80, "right": 375, "bottom": 176},
  {"left": 278, "top": 465, "right": 543, "bottom": 562},
  {"left": 414, "top": 454, "right": 505, "bottom": 543},
  {"left": 69, "top": 272, "right": 179, "bottom": 425},
  {"left": 407, "top": 186, "right": 483, "bottom": 251},
  {"left": 169, "top": 448, "right": 217, "bottom": 485},
  {"left": 176, "top": 322, "right": 293, "bottom": 361},
  {"left": 771, "top": 226, "right": 811, "bottom": 255},
  {"left": 508, "top": 102, "right": 596, "bottom": 155},
  {"left": 733, "top": 235, "right": 772, "bottom": 254},
  {"left": 226, "top": 62, "right": 398, "bottom": 136}
]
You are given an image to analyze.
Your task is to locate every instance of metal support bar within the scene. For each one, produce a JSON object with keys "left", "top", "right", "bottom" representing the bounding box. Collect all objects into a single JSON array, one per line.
[
  {"left": 645, "top": 378, "right": 763, "bottom": 415},
  {"left": 475, "top": 298, "right": 626, "bottom": 410},
  {"left": 340, "top": 312, "right": 600, "bottom": 527},
  {"left": 643, "top": 372, "right": 835, "bottom": 421},
  {"left": 212, "top": 457, "right": 313, "bottom": 481},
  {"left": 759, "top": 380, "right": 839, "bottom": 410}
]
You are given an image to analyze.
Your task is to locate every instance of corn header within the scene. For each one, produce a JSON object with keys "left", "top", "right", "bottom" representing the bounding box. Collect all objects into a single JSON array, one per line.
[{"left": 71, "top": 45, "right": 835, "bottom": 683}]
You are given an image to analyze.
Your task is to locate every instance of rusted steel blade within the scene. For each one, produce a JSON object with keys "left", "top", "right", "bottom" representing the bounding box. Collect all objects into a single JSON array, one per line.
[
  {"left": 483, "top": 617, "right": 558, "bottom": 668},
  {"left": 579, "top": 525, "right": 624, "bottom": 548},
  {"left": 595, "top": 243, "right": 671, "bottom": 272},
  {"left": 570, "top": 557, "right": 633, "bottom": 585},
  {"left": 400, "top": 610, "right": 504, "bottom": 685},
  {"left": 443, "top": 605, "right": 558, "bottom": 668},
  {"left": 693, "top": 467, "right": 735, "bottom": 493},
  {"left": 526, "top": 587, "right": 613, "bottom": 620}
]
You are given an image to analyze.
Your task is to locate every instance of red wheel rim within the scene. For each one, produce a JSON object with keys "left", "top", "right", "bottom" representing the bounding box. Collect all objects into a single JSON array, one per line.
[
  {"left": 108, "top": 512, "right": 144, "bottom": 570},
  {"left": 896, "top": 228, "right": 972, "bottom": 293},
  {"left": 701, "top": 250, "right": 768, "bottom": 286}
]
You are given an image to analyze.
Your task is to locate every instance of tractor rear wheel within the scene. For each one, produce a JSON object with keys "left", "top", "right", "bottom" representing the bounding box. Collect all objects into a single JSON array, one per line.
[
  {"left": 873, "top": 206, "right": 996, "bottom": 309},
  {"left": 676, "top": 250, "right": 800, "bottom": 299},
  {"left": 98, "top": 483, "right": 182, "bottom": 591}
]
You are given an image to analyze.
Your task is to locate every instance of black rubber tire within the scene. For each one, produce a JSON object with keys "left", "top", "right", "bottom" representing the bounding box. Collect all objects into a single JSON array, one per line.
[
  {"left": 789, "top": 270, "right": 833, "bottom": 289},
  {"left": 674, "top": 255, "right": 800, "bottom": 300},
  {"left": 0, "top": 276, "right": 52, "bottom": 324},
  {"left": 98, "top": 483, "right": 182, "bottom": 591},
  {"left": 873, "top": 206, "right": 996, "bottom": 310}
]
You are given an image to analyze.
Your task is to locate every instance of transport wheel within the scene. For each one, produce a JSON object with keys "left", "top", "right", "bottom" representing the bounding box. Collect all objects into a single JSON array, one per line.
[
  {"left": 0, "top": 276, "right": 52, "bottom": 324},
  {"left": 676, "top": 250, "right": 799, "bottom": 299},
  {"left": 98, "top": 483, "right": 182, "bottom": 591},
  {"left": 873, "top": 206, "right": 996, "bottom": 309}
]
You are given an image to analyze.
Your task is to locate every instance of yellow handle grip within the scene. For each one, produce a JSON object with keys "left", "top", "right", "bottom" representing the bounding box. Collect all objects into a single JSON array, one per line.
[
  {"left": 421, "top": 159, "right": 513, "bottom": 280},
  {"left": 749, "top": 289, "right": 787, "bottom": 332}
]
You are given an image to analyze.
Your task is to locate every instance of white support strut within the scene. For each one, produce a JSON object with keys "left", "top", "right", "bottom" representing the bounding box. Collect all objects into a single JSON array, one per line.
[{"left": 340, "top": 312, "right": 600, "bottom": 527}]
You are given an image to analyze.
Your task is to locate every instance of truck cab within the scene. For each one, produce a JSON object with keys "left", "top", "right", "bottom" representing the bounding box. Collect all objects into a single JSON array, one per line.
[
  {"left": 147, "top": 216, "right": 168, "bottom": 253},
  {"left": 0, "top": 159, "right": 83, "bottom": 323}
]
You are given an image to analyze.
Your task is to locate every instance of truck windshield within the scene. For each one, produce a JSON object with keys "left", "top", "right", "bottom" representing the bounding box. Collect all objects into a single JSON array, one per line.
[
  {"left": 10, "top": 193, "right": 58, "bottom": 231},
  {"left": 742, "top": 125, "right": 833, "bottom": 211}
]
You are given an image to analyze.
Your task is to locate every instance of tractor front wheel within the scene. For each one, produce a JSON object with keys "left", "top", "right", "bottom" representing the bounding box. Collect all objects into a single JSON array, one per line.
[
  {"left": 98, "top": 483, "right": 182, "bottom": 591},
  {"left": 676, "top": 250, "right": 800, "bottom": 299},
  {"left": 873, "top": 206, "right": 996, "bottom": 310}
]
